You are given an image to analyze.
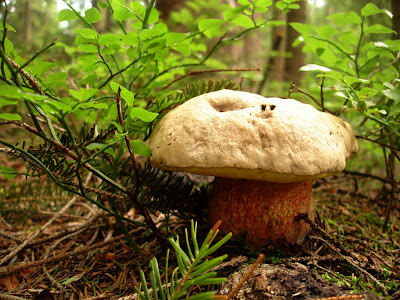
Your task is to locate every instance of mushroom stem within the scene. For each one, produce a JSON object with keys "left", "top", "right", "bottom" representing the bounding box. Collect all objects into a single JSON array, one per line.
[{"left": 208, "top": 177, "right": 314, "bottom": 247}]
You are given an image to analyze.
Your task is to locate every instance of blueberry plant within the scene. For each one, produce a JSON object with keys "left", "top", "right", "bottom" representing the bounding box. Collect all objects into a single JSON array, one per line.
[
  {"left": 0, "top": 0, "right": 299, "bottom": 243},
  {"left": 290, "top": 3, "right": 399, "bottom": 229}
]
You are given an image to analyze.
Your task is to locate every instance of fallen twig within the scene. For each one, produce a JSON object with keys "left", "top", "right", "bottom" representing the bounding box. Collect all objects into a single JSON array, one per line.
[
  {"left": 0, "top": 173, "right": 93, "bottom": 267},
  {"left": 309, "top": 235, "right": 388, "bottom": 296}
]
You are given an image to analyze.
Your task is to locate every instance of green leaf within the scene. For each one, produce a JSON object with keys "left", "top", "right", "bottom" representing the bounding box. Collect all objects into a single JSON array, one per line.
[
  {"left": 61, "top": 274, "right": 85, "bottom": 285},
  {"left": 84, "top": 7, "right": 102, "bottom": 23},
  {"left": 231, "top": 14, "right": 254, "bottom": 29},
  {"left": 361, "top": 3, "right": 384, "bottom": 17},
  {"left": 58, "top": 9, "right": 77, "bottom": 22},
  {"left": 130, "top": 140, "right": 152, "bottom": 157},
  {"left": 0, "top": 99, "right": 18, "bottom": 108},
  {"left": 0, "top": 113, "right": 21, "bottom": 120},
  {"left": 364, "top": 24, "right": 395, "bottom": 34},
  {"left": 28, "top": 62, "right": 56, "bottom": 76},
  {"left": 289, "top": 22, "right": 312, "bottom": 36},
  {"left": 357, "top": 87, "right": 378, "bottom": 99},
  {"left": 113, "top": 6, "right": 133, "bottom": 21},
  {"left": 254, "top": 0, "right": 273, "bottom": 7},
  {"left": 327, "top": 12, "right": 361, "bottom": 25},
  {"left": 223, "top": 5, "right": 250, "bottom": 21},
  {"left": 110, "top": 82, "right": 134, "bottom": 106},
  {"left": 342, "top": 76, "right": 368, "bottom": 85},
  {"left": 4, "top": 38, "right": 13, "bottom": 54},
  {"left": 78, "top": 44, "right": 98, "bottom": 53},
  {"left": 316, "top": 71, "right": 342, "bottom": 81},
  {"left": 121, "top": 32, "right": 140, "bottom": 47},
  {"left": 74, "top": 28, "right": 98, "bottom": 40},
  {"left": 172, "top": 43, "right": 191, "bottom": 56},
  {"left": 78, "top": 53, "right": 99, "bottom": 72},
  {"left": 165, "top": 32, "right": 189, "bottom": 46},
  {"left": 186, "top": 292, "right": 216, "bottom": 300},
  {"left": 99, "top": 33, "right": 121, "bottom": 46},
  {"left": 383, "top": 88, "right": 400, "bottom": 101},
  {"left": 101, "top": 47, "right": 116, "bottom": 55},
  {"left": 130, "top": 107, "right": 158, "bottom": 122},
  {"left": 299, "top": 64, "right": 332, "bottom": 72},
  {"left": 316, "top": 25, "right": 339, "bottom": 38},
  {"left": 198, "top": 19, "right": 225, "bottom": 38},
  {"left": 80, "top": 101, "right": 108, "bottom": 109},
  {"left": 139, "top": 28, "right": 165, "bottom": 40},
  {"left": 338, "top": 32, "right": 358, "bottom": 46},
  {"left": 0, "top": 166, "right": 17, "bottom": 179},
  {"left": 130, "top": 1, "right": 146, "bottom": 15},
  {"left": 86, "top": 143, "right": 114, "bottom": 156},
  {"left": 0, "top": 22, "right": 16, "bottom": 32},
  {"left": 69, "top": 88, "right": 98, "bottom": 101}
]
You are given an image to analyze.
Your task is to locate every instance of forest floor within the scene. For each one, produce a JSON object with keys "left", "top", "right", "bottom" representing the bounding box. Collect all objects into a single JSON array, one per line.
[{"left": 0, "top": 169, "right": 399, "bottom": 300}]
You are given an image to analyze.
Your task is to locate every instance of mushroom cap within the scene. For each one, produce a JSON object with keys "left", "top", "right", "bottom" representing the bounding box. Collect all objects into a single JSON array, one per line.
[{"left": 148, "top": 90, "right": 358, "bottom": 183}]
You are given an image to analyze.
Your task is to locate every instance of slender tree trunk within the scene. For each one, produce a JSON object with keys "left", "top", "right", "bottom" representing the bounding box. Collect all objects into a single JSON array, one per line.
[
  {"left": 156, "top": 0, "right": 184, "bottom": 21},
  {"left": 392, "top": 0, "right": 400, "bottom": 38},
  {"left": 270, "top": 7, "right": 286, "bottom": 83},
  {"left": 24, "top": 0, "right": 32, "bottom": 48},
  {"left": 284, "top": 0, "right": 307, "bottom": 83},
  {"left": 91, "top": 0, "right": 111, "bottom": 33}
]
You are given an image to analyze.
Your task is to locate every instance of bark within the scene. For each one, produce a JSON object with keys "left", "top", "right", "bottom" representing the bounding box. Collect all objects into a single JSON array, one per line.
[
  {"left": 24, "top": 0, "right": 32, "bottom": 47},
  {"left": 257, "top": 4, "right": 286, "bottom": 93},
  {"left": 156, "top": 0, "right": 184, "bottom": 21},
  {"left": 285, "top": 0, "right": 307, "bottom": 83},
  {"left": 392, "top": 0, "right": 400, "bottom": 38},
  {"left": 91, "top": 0, "right": 111, "bottom": 33},
  {"left": 270, "top": 7, "right": 286, "bottom": 82}
]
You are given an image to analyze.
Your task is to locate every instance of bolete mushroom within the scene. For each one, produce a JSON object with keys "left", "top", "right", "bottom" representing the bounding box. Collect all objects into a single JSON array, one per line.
[{"left": 148, "top": 90, "right": 358, "bottom": 247}]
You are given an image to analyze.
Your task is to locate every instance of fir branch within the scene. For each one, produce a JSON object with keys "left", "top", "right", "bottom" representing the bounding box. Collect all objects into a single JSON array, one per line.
[
  {"left": 162, "top": 68, "right": 261, "bottom": 90},
  {"left": 116, "top": 87, "right": 165, "bottom": 247}
]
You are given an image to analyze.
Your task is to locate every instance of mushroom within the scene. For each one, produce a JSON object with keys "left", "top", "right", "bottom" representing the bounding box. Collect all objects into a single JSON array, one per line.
[{"left": 148, "top": 90, "right": 358, "bottom": 247}]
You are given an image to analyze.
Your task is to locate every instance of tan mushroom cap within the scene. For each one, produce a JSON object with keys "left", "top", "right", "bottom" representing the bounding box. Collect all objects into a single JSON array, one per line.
[{"left": 149, "top": 90, "right": 358, "bottom": 183}]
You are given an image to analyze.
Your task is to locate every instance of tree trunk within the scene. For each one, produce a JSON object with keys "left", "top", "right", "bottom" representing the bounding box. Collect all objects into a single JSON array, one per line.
[
  {"left": 156, "top": 0, "right": 184, "bottom": 21},
  {"left": 392, "top": 0, "right": 400, "bottom": 38},
  {"left": 91, "top": 0, "right": 111, "bottom": 33},
  {"left": 270, "top": 5, "right": 286, "bottom": 83},
  {"left": 24, "top": 0, "right": 32, "bottom": 48},
  {"left": 284, "top": 0, "right": 307, "bottom": 83}
]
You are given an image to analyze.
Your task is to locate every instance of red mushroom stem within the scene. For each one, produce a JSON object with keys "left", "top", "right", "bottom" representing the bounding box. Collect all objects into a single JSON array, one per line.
[{"left": 208, "top": 177, "right": 314, "bottom": 247}]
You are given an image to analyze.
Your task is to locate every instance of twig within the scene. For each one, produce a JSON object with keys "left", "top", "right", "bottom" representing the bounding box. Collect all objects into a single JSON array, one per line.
[
  {"left": 69, "top": 181, "right": 127, "bottom": 201},
  {"left": 314, "top": 295, "right": 364, "bottom": 300},
  {"left": 366, "top": 51, "right": 400, "bottom": 81},
  {"left": 15, "top": 39, "right": 57, "bottom": 74},
  {"left": 116, "top": 87, "right": 164, "bottom": 249},
  {"left": 289, "top": 83, "right": 335, "bottom": 114},
  {"left": 0, "top": 121, "right": 127, "bottom": 192},
  {"left": 0, "top": 173, "right": 93, "bottom": 267},
  {"left": 343, "top": 170, "right": 391, "bottom": 184},
  {"left": 356, "top": 134, "right": 400, "bottom": 152},
  {"left": 0, "top": 228, "right": 140, "bottom": 277},
  {"left": 0, "top": 229, "right": 24, "bottom": 243},
  {"left": 212, "top": 253, "right": 265, "bottom": 300},
  {"left": 163, "top": 68, "right": 261, "bottom": 90},
  {"left": 0, "top": 294, "right": 28, "bottom": 300},
  {"left": 309, "top": 235, "right": 388, "bottom": 296}
]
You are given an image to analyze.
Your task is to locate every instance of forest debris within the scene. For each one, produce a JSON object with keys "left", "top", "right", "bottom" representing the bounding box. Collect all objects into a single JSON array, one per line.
[{"left": 216, "top": 263, "right": 381, "bottom": 300}]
